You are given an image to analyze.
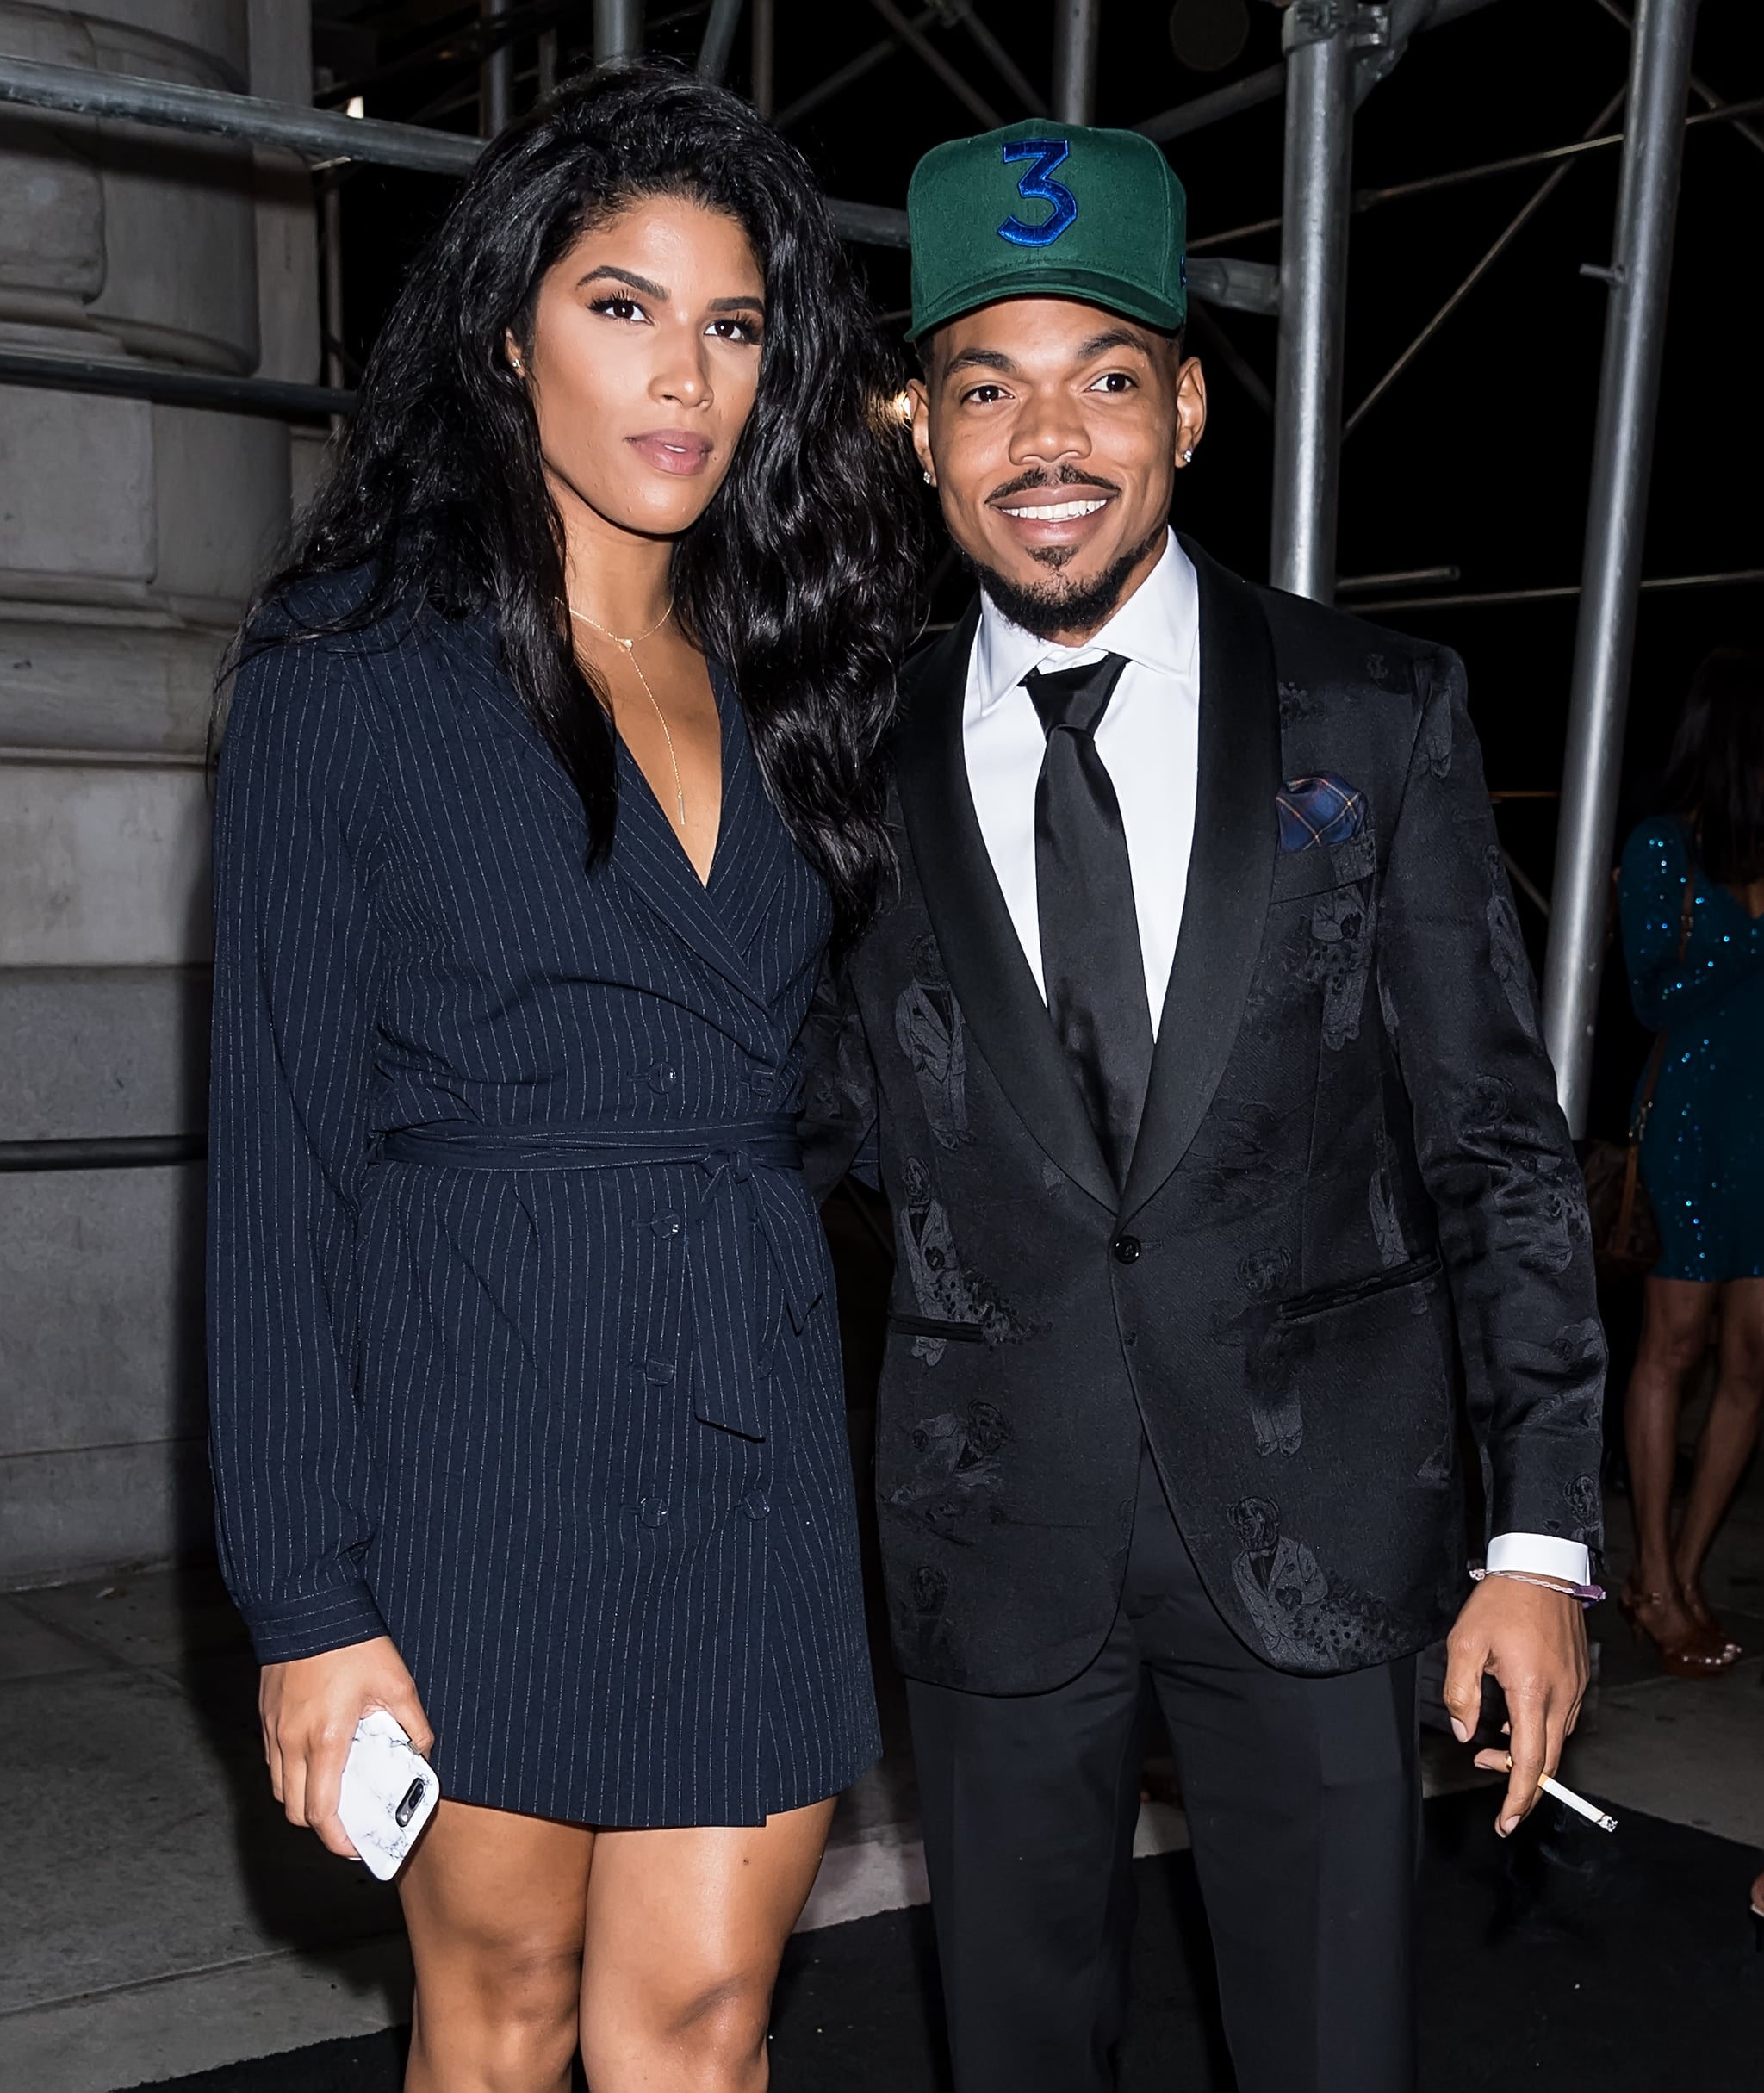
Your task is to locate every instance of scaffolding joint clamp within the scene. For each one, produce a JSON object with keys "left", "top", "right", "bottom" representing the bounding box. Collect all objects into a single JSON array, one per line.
[{"left": 1283, "top": 2, "right": 1388, "bottom": 53}]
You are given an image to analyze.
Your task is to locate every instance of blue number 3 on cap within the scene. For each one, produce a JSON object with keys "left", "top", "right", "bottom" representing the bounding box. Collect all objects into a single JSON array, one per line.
[{"left": 997, "top": 139, "right": 1078, "bottom": 248}]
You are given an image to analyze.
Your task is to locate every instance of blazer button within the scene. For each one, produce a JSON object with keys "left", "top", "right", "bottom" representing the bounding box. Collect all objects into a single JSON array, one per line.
[
  {"left": 742, "top": 1488, "right": 770, "bottom": 1520},
  {"left": 649, "top": 1060, "right": 680, "bottom": 1093},
  {"left": 1112, "top": 1234, "right": 1142, "bottom": 1265},
  {"left": 650, "top": 1211, "right": 683, "bottom": 1240}
]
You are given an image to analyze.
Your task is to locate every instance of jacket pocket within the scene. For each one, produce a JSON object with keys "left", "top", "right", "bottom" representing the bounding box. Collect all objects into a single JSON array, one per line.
[
  {"left": 888, "top": 1312, "right": 986, "bottom": 1345},
  {"left": 1274, "top": 1249, "right": 1443, "bottom": 1324},
  {"left": 1269, "top": 829, "right": 1378, "bottom": 902}
]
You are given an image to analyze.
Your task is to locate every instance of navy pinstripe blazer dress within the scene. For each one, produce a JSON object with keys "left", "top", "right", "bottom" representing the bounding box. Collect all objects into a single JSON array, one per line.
[{"left": 207, "top": 584, "right": 879, "bottom": 1828}]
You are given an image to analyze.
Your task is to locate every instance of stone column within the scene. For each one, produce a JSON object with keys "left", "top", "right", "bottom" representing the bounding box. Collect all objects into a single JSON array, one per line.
[{"left": 0, "top": 0, "right": 317, "bottom": 1583}]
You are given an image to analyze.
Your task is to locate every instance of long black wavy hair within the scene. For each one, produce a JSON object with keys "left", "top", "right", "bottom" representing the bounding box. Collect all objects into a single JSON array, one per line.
[
  {"left": 1661, "top": 646, "right": 1764, "bottom": 887},
  {"left": 243, "top": 62, "right": 925, "bottom": 948}
]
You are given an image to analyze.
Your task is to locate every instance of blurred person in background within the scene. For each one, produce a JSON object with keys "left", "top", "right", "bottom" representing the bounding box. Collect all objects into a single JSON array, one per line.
[{"left": 1617, "top": 647, "right": 1764, "bottom": 1678}]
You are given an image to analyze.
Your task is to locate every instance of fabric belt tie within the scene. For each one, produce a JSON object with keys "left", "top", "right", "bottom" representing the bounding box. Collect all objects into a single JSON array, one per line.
[{"left": 381, "top": 1119, "right": 812, "bottom": 1440}]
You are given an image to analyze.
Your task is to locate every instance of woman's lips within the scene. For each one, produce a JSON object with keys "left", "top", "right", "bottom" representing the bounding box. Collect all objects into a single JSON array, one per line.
[{"left": 627, "top": 429, "right": 714, "bottom": 475}]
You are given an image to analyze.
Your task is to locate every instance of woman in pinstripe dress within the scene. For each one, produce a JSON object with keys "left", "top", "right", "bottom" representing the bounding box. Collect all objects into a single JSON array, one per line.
[{"left": 208, "top": 68, "right": 922, "bottom": 2091}]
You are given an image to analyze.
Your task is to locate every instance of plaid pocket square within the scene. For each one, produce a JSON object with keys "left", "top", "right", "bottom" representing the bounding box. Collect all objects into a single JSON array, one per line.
[{"left": 1276, "top": 774, "right": 1366, "bottom": 852}]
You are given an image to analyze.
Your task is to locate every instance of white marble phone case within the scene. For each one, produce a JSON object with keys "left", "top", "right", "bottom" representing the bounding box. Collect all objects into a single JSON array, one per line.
[{"left": 337, "top": 1710, "right": 440, "bottom": 1880}]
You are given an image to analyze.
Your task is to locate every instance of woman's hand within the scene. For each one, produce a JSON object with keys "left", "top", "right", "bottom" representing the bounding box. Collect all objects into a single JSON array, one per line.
[{"left": 259, "top": 1637, "right": 433, "bottom": 1860}]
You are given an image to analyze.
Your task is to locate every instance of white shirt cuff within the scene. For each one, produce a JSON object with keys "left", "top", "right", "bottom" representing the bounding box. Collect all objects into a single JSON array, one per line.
[{"left": 1485, "top": 1532, "right": 1593, "bottom": 1585}]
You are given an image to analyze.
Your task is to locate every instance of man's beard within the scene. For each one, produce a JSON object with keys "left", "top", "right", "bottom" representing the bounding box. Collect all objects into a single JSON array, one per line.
[{"left": 960, "top": 517, "right": 1169, "bottom": 643}]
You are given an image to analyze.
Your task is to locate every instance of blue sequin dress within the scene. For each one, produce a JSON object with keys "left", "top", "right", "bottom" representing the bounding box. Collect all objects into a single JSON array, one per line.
[{"left": 1618, "top": 817, "right": 1764, "bottom": 1282}]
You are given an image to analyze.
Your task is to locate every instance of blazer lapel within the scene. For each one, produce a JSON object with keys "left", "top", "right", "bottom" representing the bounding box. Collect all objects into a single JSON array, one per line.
[
  {"left": 894, "top": 603, "right": 1118, "bottom": 1213},
  {"left": 614, "top": 673, "right": 769, "bottom": 1010},
  {"left": 1121, "top": 539, "right": 1282, "bottom": 1220},
  {"left": 706, "top": 667, "right": 791, "bottom": 961}
]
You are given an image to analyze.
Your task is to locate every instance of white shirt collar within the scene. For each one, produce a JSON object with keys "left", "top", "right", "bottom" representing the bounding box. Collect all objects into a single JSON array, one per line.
[{"left": 970, "top": 528, "right": 1197, "bottom": 717}]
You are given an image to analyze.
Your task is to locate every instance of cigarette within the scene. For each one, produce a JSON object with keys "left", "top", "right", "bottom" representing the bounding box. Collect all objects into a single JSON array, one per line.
[{"left": 1537, "top": 1774, "right": 1617, "bottom": 1832}]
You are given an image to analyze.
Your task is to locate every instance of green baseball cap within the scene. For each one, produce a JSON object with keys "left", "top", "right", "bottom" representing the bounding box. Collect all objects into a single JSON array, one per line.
[{"left": 906, "top": 118, "right": 1188, "bottom": 344}]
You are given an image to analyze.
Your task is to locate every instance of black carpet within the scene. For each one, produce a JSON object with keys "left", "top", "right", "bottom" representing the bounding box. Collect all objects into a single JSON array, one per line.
[{"left": 122, "top": 1791, "right": 1763, "bottom": 2092}]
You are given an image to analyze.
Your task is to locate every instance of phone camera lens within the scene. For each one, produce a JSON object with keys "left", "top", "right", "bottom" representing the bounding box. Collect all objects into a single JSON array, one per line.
[{"left": 395, "top": 1779, "right": 427, "bottom": 1829}]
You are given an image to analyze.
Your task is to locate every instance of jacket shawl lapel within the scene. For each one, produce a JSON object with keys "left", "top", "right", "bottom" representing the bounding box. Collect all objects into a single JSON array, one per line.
[
  {"left": 893, "top": 603, "right": 1118, "bottom": 1213},
  {"left": 1120, "top": 537, "right": 1281, "bottom": 1220}
]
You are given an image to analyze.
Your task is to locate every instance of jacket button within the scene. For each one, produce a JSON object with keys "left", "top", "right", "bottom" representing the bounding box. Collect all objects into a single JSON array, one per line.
[
  {"left": 649, "top": 1060, "right": 679, "bottom": 1093},
  {"left": 650, "top": 1211, "right": 683, "bottom": 1239},
  {"left": 742, "top": 1488, "right": 770, "bottom": 1520},
  {"left": 1112, "top": 1234, "right": 1142, "bottom": 1265}
]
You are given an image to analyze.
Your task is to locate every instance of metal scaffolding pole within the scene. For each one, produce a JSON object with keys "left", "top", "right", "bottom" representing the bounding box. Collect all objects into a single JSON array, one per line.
[
  {"left": 595, "top": 0, "right": 643, "bottom": 60},
  {"left": 697, "top": 0, "right": 744, "bottom": 82},
  {"left": 1270, "top": 4, "right": 1356, "bottom": 603},
  {"left": 0, "top": 53, "right": 897, "bottom": 245},
  {"left": 321, "top": 178, "right": 347, "bottom": 390},
  {"left": 481, "top": 0, "right": 515, "bottom": 133},
  {"left": 0, "top": 346, "right": 349, "bottom": 422},
  {"left": 0, "top": 51, "right": 483, "bottom": 172},
  {"left": 866, "top": 0, "right": 1001, "bottom": 129},
  {"left": 1542, "top": 0, "right": 1699, "bottom": 1135},
  {"left": 1051, "top": 0, "right": 1100, "bottom": 125},
  {"left": 751, "top": 0, "right": 775, "bottom": 116}
]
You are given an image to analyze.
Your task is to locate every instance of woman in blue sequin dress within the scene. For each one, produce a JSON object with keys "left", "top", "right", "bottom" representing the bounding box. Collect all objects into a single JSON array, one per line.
[{"left": 1616, "top": 648, "right": 1764, "bottom": 1676}]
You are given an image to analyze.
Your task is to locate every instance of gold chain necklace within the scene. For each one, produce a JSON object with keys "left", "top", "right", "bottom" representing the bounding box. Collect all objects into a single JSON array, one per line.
[{"left": 566, "top": 596, "right": 686, "bottom": 828}]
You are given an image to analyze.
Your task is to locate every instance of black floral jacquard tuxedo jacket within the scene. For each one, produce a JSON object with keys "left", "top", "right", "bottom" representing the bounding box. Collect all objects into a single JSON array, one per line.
[{"left": 800, "top": 538, "right": 1606, "bottom": 1695}]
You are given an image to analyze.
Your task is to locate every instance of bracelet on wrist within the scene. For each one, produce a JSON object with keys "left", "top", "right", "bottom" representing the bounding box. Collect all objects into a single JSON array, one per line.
[{"left": 1470, "top": 1565, "right": 1605, "bottom": 1607}]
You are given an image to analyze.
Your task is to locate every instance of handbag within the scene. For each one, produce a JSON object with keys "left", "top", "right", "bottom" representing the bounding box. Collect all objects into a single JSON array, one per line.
[{"left": 1584, "top": 859, "right": 1696, "bottom": 1278}]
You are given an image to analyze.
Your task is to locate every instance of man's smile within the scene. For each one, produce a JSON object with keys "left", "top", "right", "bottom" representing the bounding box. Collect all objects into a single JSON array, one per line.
[{"left": 996, "top": 496, "right": 1111, "bottom": 520}]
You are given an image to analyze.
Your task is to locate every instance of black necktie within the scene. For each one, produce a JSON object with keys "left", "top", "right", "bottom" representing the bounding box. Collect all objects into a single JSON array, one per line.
[{"left": 1024, "top": 653, "right": 1154, "bottom": 1190}]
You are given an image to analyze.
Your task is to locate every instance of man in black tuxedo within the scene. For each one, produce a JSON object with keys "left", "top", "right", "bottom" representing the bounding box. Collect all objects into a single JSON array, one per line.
[{"left": 801, "top": 121, "right": 1604, "bottom": 2093}]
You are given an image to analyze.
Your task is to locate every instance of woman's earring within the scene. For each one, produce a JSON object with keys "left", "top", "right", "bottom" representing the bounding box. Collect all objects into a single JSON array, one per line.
[
  {"left": 922, "top": 469, "right": 935, "bottom": 485},
  {"left": 1182, "top": 447, "right": 1196, "bottom": 464}
]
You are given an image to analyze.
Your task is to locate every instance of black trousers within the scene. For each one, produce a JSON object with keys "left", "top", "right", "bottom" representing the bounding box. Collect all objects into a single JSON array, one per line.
[{"left": 906, "top": 1448, "right": 1419, "bottom": 2093}]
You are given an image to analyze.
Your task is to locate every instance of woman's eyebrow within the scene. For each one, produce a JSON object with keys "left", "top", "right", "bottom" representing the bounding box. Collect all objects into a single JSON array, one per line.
[
  {"left": 707, "top": 294, "right": 767, "bottom": 312},
  {"left": 575, "top": 264, "right": 668, "bottom": 296}
]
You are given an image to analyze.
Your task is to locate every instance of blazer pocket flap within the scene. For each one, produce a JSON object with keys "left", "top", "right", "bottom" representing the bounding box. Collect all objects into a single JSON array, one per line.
[
  {"left": 1275, "top": 1249, "right": 1443, "bottom": 1323},
  {"left": 888, "top": 1312, "right": 986, "bottom": 1345},
  {"left": 1270, "top": 828, "right": 1377, "bottom": 901}
]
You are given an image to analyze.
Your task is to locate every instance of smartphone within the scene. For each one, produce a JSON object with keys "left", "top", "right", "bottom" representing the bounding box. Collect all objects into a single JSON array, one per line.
[{"left": 336, "top": 1710, "right": 441, "bottom": 1879}]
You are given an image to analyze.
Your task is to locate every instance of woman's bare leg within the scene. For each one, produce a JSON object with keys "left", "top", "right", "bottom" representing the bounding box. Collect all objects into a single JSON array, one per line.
[
  {"left": 577, "top": 1798, "right": 835, "bottom": 2092},
  {"left": 1625, "top": 1280, "right": 1718, "bottom": 1590},
  {"left": 1674, "top": 1277, "right": 1764, "bottom": 1602},
  {"left": 398, "top": 1799, "right": 595, "bottom": 2093}
]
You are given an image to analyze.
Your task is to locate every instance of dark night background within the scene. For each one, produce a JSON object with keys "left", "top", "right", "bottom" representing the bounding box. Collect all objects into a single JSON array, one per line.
[{"left": 310, "top": 0, "right": 1763, "bottom": 1142}]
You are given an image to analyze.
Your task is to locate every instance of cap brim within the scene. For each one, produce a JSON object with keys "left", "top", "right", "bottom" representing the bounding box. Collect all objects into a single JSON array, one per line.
[{"left": 906, "top": 270, "right": 1186, "bottom": 344}]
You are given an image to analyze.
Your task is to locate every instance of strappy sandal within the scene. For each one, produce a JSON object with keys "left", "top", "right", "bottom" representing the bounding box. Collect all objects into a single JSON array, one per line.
[
  {"left": 1680, "top": 1578, "right": 1743, "bottom": 1658},
  {"left": 1618, "top": 1582, "right": 1741, "bottom": 1678}
]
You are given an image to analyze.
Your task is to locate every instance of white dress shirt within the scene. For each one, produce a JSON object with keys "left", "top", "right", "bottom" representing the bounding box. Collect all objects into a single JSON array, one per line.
[
  {"left": 960, "top": 530, "right": 1591, "bottom": 1589},
  {"left": 965, "top": 531, "right": 1199, "bottom": 1035}
]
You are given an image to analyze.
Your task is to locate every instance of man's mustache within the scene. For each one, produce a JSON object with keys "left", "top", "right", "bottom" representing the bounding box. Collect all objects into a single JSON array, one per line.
[{"left": 985, "top": 467, "right": 1121, "bottom": 506}]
